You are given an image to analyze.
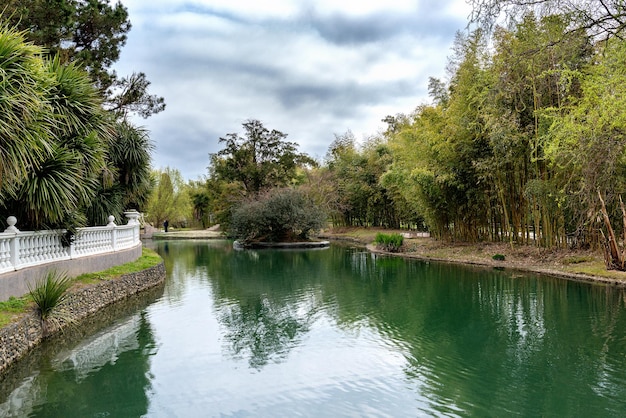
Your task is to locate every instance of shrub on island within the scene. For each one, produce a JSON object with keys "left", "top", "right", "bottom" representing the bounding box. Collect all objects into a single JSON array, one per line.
[{"left": 230, "top": 188, "right": 326, "bottom": 244}]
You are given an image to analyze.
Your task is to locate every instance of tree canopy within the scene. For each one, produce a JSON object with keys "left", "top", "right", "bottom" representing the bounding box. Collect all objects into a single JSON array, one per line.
[
  {"left": 0, "top": 0, "right": 165, "bottom": 118},
  {"left": 210, "top": 119, "right": 316, "bottom": 194},
  {"left": 468, "top": 0, "right": 626, "bottom": 40}
]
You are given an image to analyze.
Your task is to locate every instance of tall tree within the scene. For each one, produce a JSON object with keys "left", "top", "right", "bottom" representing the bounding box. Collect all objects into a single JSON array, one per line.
[
  {"left": 145, "top": 167, "right": 191, "bottom": 228},
  {"left": 1, "top": 0, "right": 165, "bottom": 118},
  {"left": 86, "top": 120, "right": 154, "bottom": 225},
  {"left": 210, "top": 119, "right": 316, "bottom": 194},
  {"left": 481, "top": 14, "right": 591, "bottom": 246},
  {"left": 546, "top": 37, "right": 626, "bottom": 246},
  {"left": 0, "top": 26, "right": 115, "bottom": 230}
]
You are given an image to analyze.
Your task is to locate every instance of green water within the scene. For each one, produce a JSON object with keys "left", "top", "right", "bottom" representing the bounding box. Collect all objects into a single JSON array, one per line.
[{"left": 1, "top": 240, "right": 626, "bottom": 417}]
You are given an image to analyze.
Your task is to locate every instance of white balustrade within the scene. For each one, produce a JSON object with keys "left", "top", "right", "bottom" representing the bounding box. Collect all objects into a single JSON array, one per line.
[{"left": 0, "top": 211, "right": 142, "bottom": 274}]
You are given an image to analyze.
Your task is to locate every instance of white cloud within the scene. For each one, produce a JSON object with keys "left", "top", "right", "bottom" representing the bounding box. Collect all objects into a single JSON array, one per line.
[
  {"left": 306, "top": 0, "right": 417, "bottom": 16},
  {"left": 114, "top": 0, "right": 470, "bottom": 179}
]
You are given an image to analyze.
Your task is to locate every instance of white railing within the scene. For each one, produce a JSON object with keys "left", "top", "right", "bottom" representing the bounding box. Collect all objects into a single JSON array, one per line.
[{"left": 0, "top": 211, "right": 141, "bottom": 275}]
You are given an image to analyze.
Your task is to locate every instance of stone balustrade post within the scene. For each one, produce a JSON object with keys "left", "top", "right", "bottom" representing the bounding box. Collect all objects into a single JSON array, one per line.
[
  {"left": 108, "top": 215, "right": 117, "bottom": 251},
  {"left": 5, "top": 216, "right": 20, "bottom": 270},
  {"left": 124, "top": 210, "right": 141, "bottom": 244}
]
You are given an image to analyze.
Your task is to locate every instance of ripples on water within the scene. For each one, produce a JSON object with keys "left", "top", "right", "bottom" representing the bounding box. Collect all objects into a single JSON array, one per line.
[{"left": 2, "top": 240, "right": 626, "bottom": 417}]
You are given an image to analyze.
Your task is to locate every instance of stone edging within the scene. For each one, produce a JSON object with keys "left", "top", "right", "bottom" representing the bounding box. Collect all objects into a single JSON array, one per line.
[{"left": 0, "top": 261, "right": 166, "bottom": 375}]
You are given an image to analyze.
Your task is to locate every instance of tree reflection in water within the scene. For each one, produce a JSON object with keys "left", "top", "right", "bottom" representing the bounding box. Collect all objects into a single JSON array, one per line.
[
  {"left": 219, "top": 297, "right": 313, "bottom": 369},
  {"left": 208, "top": 246, "right": 323, "bottom": 370}
]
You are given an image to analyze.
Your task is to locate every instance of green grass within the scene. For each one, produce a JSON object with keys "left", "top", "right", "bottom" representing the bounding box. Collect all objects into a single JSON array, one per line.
[
  {"left": 563, "top": 262, "right": 626, "bottom": 280},
  {"left": 562, "top": 255, "right": 596, "bottom": 265},
  {"left": 0, "top": 247, "right": 162, "bottom": 327},
  {"left": 75, "top": 247, "right": 162, "bottom": 284},
  {"left": 326, "top": 227, "right": 407, "bottom": 244},
  {"left": 0, "top": 296, "right": 30, "bottom": 328}
]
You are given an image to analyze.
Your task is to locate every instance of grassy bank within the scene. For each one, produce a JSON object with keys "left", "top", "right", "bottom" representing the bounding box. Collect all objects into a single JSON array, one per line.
[{"left": 0, "top": 247, "right": 162, "bottom": 328}]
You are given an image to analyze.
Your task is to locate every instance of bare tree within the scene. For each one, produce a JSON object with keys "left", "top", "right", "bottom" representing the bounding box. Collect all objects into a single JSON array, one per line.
[{"left": 468, "top": 0, "right": 626, "bottom": 39}]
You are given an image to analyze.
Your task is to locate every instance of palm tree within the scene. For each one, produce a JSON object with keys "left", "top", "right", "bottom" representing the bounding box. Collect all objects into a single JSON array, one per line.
[
  {"left": 2, "top": 51, "right": 111, "bottom": 230},
  {"left": 45, "top": 57, "right": 113, "bottom": 218},
  {"left": 86, "top": 120, "right": 154, "bottom": 225},
  {"left": 0, "top": 25, "right": 53, "bottom": 199},
  {"left": 0, "top": 24, "right": 155, "bottom": 231}
]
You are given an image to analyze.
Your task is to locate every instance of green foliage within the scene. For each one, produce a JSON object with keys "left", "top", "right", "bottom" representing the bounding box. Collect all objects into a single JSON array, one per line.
[
  {"left": 145, "top": 167, "right": 191, "bottom": 228},
  {"left": 562, "top": 255, "right": 595, "bottom": 265},
  {"left": 379, "top": 14, "right": 602, "bottom": 248},
  {"left": 0, "top": 296, "right": 29, "bottom": 328},
  {"left": 186, "top": 177, "right": 217, "bottom": 229},
  {"left": 0, "top": 24, "right": 52, "bottom": 196},
  {"left": 211, "top": 119, "right": 316, "bottom": 194},
  {"left": 1, "top": 0, "right": 128, "bottom": 86},
  {"left": 545, "top": 37, "right": 626, "bottom": 242},
  {"left": 191, "top": 190, "right": 211, "bottom": 228},
  {"left": 325, "top": 132, "right": 418, "bottom": 229},
  {"left": 230, "top": 188, "right": 326, "bottom": 243},
  {"left": 0, "top": 0, "right": 164, "bottom": 118},
  {"left": 0, "top": 26, "right": 105, "bottom": 230},
  {"left": 0, "top": 296, "right": 28, "bottom": 312},
  {"left": 374, "top": 233, "right": 404, "bottom": 252},
  {"left": 0, "top": 22, "right": 155, "bottom": 231},
  {"left": 492, "top": 254, "right": 506, "bottom": 261},
  {"left": 86, "top": 120, "right": 154, "bottom": 225},
  {"left": 28, "top": 270, "right": 73, "bottom": 321}
]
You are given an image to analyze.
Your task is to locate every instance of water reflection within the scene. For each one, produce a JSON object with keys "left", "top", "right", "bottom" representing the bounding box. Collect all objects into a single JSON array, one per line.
[
  {"left": 218, "top": 297, "right": 313, "bottom": 369},
  {"left": 151, "top": 240, "right": 626, "bottom": 416},
  {"left": 0, "top": 285, "right": 162, "bottom": 417},
  {"left": 2, "top": 240, "right": 626, "bottom": 416}
]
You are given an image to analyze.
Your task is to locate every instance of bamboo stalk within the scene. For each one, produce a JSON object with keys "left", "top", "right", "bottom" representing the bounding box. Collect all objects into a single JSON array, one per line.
[{"left": 598, "top": 191, "right": 622, "bottom": 269}]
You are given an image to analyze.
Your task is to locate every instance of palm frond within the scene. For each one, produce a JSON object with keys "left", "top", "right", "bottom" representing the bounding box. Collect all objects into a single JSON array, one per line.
[{"left": 0, "top": 24, "right": 54, "bottom": 192}]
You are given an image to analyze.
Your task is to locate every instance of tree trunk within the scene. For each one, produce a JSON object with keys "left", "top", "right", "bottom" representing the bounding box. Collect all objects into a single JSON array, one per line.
[{"left": 598, "top": 192, "right": 626, "bottom": 270}]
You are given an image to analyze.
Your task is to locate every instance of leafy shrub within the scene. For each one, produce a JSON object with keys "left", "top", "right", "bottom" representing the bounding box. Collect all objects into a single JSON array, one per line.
[
  {"left": 230, "top": 188, "right": 326, "bottom": 243},
  {"left": 375, "top": 233, "right": 404, "bottom": 252},
  {"left": 492, "top": 254, "right": 506, "bottom": 261}
]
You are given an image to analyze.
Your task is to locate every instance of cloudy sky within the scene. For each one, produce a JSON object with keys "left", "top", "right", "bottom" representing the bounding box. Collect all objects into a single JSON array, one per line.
[{"left": 113, "top": 0, "right": 473, "bottom": 180}]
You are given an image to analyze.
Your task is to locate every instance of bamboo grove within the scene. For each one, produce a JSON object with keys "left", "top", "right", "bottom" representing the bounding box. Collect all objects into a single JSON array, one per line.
[{"left": 318, "top": 13, "right": 626, "bottom": 249}]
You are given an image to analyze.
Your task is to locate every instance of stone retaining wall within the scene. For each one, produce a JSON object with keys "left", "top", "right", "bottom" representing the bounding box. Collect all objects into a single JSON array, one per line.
[{"left": 0, "top": 261, "right": 166, "bottom": 375}]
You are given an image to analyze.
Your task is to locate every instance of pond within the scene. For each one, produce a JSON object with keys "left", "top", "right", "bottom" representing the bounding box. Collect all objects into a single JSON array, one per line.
[{"left": 1, "top": 240, "right": 626, "bottom": 417}]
